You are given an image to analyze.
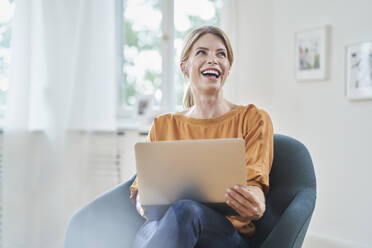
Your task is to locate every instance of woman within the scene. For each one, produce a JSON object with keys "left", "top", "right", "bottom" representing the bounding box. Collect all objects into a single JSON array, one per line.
[{"left": 130, "top": 26, "right": 274, "bottom": 248}]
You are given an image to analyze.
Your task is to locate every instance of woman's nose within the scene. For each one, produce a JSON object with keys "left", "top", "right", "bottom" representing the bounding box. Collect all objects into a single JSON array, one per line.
[{"left": 207, "top": 55, "right": 218, "bottom": 64}]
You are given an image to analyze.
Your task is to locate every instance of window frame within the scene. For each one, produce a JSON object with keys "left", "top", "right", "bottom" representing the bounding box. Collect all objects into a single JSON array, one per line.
[{"left": 117, "top": 0, "right": 176, "bottom": 120}]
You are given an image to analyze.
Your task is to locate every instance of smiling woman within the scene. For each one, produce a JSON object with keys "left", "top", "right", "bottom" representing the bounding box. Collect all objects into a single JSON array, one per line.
[
  {"left": 180, "top": 32, "right": 233, "bottom": 109},
  {"left": 129, "top": 26, "right": 274, "bottom": 248}
]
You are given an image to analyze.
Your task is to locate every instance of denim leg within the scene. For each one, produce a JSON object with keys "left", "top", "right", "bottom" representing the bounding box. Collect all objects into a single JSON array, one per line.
[{"left": 132, "top": 199, "right": 250, "bottom": 248}]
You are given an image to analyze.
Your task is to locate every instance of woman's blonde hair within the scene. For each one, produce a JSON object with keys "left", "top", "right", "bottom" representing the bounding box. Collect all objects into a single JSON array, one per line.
[{"left": 180, "top": 26, "right": 234, "bottom": 109}]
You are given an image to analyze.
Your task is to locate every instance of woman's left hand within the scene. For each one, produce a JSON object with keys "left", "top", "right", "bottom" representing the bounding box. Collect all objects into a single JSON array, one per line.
[{"left": 225, "top": 185, "right": 266, "bottom": 220}]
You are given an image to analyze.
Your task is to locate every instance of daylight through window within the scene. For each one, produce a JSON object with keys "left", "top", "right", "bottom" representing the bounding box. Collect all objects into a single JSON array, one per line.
[{"left": 120, "top": 0, "right": 223, "bottom": 113}]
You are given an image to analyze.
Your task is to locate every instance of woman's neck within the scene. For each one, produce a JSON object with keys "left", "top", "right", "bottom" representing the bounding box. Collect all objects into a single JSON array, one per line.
[{"left": 184, "top": 93, "right": 236, "bottom": 119}]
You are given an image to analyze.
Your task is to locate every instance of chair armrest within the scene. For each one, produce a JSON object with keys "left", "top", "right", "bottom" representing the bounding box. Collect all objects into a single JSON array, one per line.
[
  {"left": 64, "top": 176, "right": 143, "bottom": 248},
  {"left": 260, "top": 189, "right": 316, "bottom": 248}
]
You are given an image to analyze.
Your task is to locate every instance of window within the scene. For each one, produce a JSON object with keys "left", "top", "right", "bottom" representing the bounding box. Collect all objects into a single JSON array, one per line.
[
  {"left": 119, "top": 0, "right": 223, "bottom": 115},
  {"left": 0, "top": 0, "right": 14, "bottom": 120}
]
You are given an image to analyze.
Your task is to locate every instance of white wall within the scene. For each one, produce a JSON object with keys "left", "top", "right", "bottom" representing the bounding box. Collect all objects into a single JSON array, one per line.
[
  {"left": 223, "top": 0, "right": 274, "bottom": 109},
  {"left": 230, "top": 0, "right": 372, "bottom": 246}
]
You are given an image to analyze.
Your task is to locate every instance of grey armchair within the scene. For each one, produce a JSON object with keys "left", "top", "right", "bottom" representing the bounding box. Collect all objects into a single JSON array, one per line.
[{"left": 65, "top": 134, "right": 316, "bottom": 248}]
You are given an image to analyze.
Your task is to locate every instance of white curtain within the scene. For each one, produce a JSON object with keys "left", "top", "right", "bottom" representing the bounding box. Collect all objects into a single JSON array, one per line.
[{"left": 3, "top": 0, "right": 121, "bottom": 247}]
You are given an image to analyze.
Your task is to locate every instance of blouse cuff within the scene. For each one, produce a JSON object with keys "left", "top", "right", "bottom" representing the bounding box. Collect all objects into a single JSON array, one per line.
[{"left": 246, "top": 180, "right": 267, "bottom": 194}]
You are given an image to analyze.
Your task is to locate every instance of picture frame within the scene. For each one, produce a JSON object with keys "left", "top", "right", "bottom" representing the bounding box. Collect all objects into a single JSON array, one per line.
[
  {"left": 345, "top": 41, "right": 372, "bottom": 100},
  {"left": 295, "top": 26, "right": 330, "bottom": 81}
]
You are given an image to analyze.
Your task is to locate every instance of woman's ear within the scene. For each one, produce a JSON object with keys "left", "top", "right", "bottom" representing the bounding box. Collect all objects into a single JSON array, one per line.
[
  {"left": 227, "top": 65, "right": 231, "bottom": 76},
  {"left": 180, "top": 62, "right": 188, "bottom": 76}
]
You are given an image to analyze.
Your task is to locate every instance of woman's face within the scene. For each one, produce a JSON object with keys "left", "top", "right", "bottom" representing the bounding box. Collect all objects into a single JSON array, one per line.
[{"left": 182, "top": 33, "right": 231, "bottom": 95}]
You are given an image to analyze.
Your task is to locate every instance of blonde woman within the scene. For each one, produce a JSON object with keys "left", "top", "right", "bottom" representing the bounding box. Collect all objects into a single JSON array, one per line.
[{"left": 130, "top": 26, "right": 274, "bottom": 248}]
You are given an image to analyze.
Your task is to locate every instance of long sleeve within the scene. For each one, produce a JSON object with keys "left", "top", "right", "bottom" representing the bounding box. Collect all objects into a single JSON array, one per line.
[
  {"left": 227, "top": 108, "right": 274, "bottom": 236},
  {"left": 244, "top": 109, "right": 274, "bottom": 194},
  {"left": 129, "top": 122, "right": 157, "bottom": 204},
  {"left": 126, "top": 105, "right": 274, "bottom": 237}
]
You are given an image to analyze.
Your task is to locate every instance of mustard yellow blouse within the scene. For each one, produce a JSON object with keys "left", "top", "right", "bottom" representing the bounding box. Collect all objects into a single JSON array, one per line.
[{"left": 130, "top": 104, "right": 274, "bottom": 236}]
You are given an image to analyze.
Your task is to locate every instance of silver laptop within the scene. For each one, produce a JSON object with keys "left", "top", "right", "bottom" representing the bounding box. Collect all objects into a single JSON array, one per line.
[{"left": 134, "top": 138, "right": 247, "bottom": 218}]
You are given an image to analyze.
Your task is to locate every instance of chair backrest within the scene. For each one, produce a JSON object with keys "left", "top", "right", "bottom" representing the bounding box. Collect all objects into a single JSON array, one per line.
[{"left": 251, "top": 134, "right": 316, "bottom": 246}]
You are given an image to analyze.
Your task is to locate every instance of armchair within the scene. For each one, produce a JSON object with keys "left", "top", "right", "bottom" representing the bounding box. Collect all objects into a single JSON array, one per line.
[{"left": 65, "top": 134, "right": 316, "bottom": 248}]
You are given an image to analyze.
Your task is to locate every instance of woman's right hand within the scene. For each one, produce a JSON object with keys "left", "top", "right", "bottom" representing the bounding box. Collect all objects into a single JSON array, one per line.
[{"left": 136, "top": 193, "right": 146, "bottom": 218}]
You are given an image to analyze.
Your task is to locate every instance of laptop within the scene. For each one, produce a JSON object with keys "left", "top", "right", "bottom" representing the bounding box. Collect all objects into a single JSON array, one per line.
[{"left": 134, "top": 138, "right": 247, "bottom": 219}]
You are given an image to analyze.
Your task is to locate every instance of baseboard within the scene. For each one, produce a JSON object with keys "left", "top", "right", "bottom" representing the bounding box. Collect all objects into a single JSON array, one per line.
[{"left": 303, "top": 233, "right": 369, "bottom": 248}]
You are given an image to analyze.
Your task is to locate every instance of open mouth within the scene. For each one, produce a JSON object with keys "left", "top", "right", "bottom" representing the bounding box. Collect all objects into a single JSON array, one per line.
[{"left": 201, "top": 69, "right": 221, "bottom": 79}]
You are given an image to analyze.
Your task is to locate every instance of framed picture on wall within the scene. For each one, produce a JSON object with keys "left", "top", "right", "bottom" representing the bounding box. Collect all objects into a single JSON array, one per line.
[
  {"left": 295, "top": 26, "right": 330, "bottom": 81},
  {"left": 345, "top": 41, "right": 372, "bottom": 100}
]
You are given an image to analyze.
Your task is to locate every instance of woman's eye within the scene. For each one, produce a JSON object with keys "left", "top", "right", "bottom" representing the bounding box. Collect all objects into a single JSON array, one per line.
[
  {"left": 196, "top": 50, "right": 206, "bottom": 55},
  {"left": 218, "top": 52, "right": 226, "bottom": 57}
]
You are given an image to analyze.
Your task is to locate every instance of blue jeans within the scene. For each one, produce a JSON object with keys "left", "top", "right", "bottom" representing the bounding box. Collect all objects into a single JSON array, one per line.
[{"left": 132, "top": 199, "right": 251, "bottom": 248}]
